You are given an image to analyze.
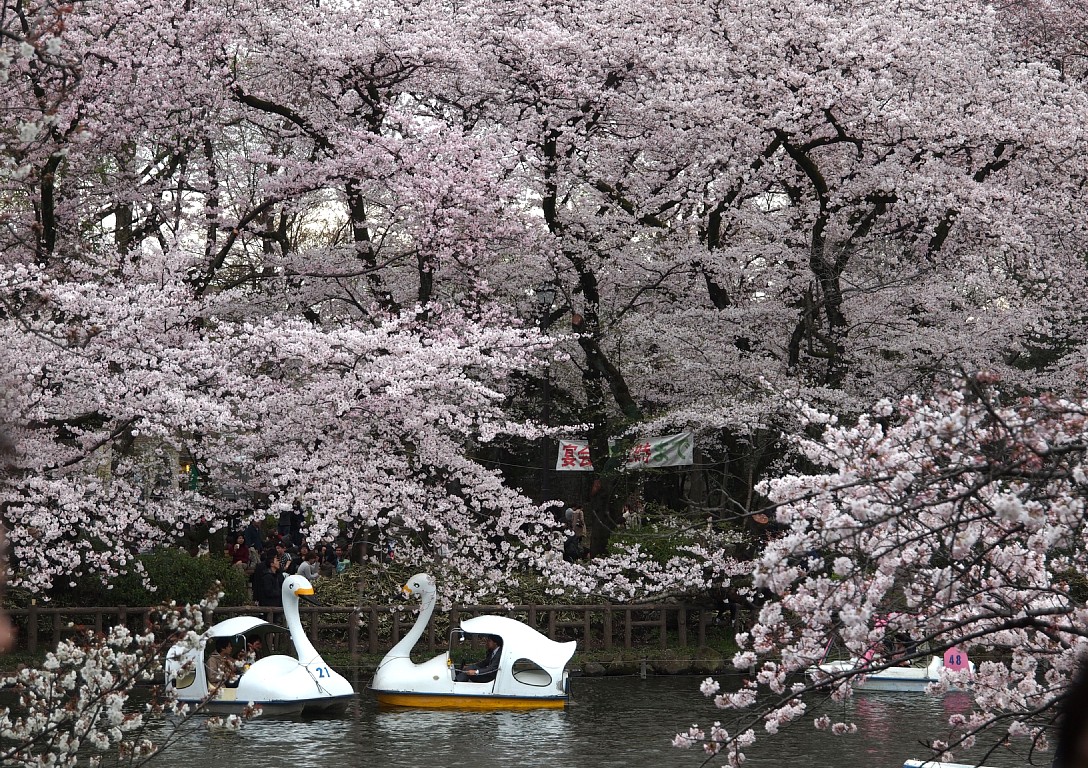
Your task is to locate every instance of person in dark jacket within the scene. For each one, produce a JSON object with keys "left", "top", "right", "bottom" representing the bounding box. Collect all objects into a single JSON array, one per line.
[
  {"left": 255, "top": 554, "right": 284, "bottom": 607},
  {"left": 242, "top": 520, "right": 263, "bottom": 554},
  {"left": 456, "top": 635, "right": 503, "bottom": 683}
]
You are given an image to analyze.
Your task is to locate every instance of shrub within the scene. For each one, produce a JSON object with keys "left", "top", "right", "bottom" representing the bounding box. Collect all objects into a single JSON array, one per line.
[{"left": 38, "top": 549, "right": 249, "bottom": 607}]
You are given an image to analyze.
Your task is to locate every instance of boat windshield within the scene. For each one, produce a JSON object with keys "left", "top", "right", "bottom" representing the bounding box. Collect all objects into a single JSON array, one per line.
[
  {"left": 234, "top": 625, "right": 296, "bottom": 660},
  {"left": 448, "top": 630, "right": 502, "bottom": 674}
]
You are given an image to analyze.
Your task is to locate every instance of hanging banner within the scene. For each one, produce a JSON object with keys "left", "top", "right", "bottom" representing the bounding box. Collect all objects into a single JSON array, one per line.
[
  {"left": 555, "top": 432, "right": 694, "bottom": 471},
  {"left": 555, "top": 440, "right": 595, "bottom": 471}
]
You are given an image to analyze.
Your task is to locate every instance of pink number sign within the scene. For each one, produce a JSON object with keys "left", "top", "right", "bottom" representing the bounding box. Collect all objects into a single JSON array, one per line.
[{"left": 944, "top": 647, "right": 969, "bottom": 671}]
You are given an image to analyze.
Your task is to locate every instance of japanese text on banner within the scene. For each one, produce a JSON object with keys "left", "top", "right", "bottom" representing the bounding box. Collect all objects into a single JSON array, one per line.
[{"left": 555, "top": 432, "right": 693, "bottom": 471}]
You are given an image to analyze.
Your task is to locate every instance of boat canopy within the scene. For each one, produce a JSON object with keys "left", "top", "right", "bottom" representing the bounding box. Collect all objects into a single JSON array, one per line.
[
  {"left": 204, "top": 616, "right": 268, "bottom": 638},
  {"left": 460, "top": 615, "right": 576, "bottom": 670}
]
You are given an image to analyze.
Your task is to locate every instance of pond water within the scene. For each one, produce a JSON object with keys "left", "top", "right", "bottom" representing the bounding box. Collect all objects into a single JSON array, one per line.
[{"left": 144, "top": 675, "right": 1035, "bottom": 768}]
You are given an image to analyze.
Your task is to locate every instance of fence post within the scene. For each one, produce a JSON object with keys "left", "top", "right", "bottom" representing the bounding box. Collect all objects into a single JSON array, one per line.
[
  {"left": 698, "top": 608, "right": 708, "bottom": 647},
  {"left": 659, "top": 606, "right": 667, "bottom": 651},
  {"left": 309, "top": 605, "right": 320, "bottom": 644},
  {"left": 27, "top": 602, "right": 38, "bottom": 653},
  {"left": 348, "top": 609, "right": 359, "bottom": 660},
  {"left": 368, "top": 606, "right": 378, "bottom": 654},
  {"left": 678, "top": 606, "right": 687, "bottom": 647},
  {"left": 603, "top": 604, "right": 612, "bottom": 650},
  {"left": 625, "top": 607, "right": 632, "bottom": 649},
  {"left": 450, "top": 607, "right": 460, "bottom": 641},
  {"left": 547, "top": 608, "right": 556, "bottom": 640},
  {"left": 583, "top": 608, "right": 592, "bottom": 650}
]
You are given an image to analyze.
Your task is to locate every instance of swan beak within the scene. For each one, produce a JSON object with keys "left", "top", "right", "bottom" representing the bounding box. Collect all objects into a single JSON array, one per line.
[
  {"left": 295, "top": 586, "right": 315, "bottom": 597},
  {"left": 401, "top": 585, "right": 413, "bottom": 595}
]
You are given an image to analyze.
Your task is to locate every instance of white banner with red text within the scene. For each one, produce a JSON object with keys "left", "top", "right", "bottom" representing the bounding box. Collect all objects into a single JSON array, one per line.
[{"left": 555, "top": 432, "right": 694, "bottom": 471}]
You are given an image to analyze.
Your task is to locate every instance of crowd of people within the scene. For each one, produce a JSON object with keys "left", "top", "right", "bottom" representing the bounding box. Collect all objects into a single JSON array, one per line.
[{"left": 219, "top": 520, "right": 349, "bottom": 606}]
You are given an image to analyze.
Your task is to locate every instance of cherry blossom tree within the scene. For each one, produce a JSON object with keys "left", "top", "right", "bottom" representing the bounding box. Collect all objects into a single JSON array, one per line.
[
  {"left": 5, "top": 0, "right": 1088, "bottom": 607},
  {"left": 678, "top": 375, "right": 1088, "bottom": 766},
  {"left": 0, "top": 0, "right": 569, "bottom": 601},
  {"left": 451, "top": 0, "right": 1088, "bottom": 555}
]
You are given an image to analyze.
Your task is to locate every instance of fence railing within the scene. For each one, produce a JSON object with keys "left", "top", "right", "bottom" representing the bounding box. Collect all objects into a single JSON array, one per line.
[{"left": 7, "top": 602, "right": 731, "bottom": 657}]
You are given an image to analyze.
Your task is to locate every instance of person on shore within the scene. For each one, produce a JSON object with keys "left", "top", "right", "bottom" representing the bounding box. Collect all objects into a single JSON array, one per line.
[
  {"left": 242, "top": 519, "right": 263, "bottom": 554},
  {"left": 227, "top": 533, "right": 249, "bottom": 571},
  {"left": 274, "top": 540, "right": 294, "bottom": 576},
  {"left": 256, "top": 553, "right": 284, "bottom": 607},
  {"left": 296, "top": 549, "right": 320, "bottom": 581}
]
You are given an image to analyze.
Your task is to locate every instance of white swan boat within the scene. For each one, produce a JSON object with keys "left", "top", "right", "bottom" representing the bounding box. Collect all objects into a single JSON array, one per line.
[
  {"left": 815, "top": 656, "right": 947, "bottom": 692},
  {"left": 165, "top": 575, "right": 354, "bottom": 716},
  {"left": 369, "top": 573, "right": 576, "bottom": 709},
  {"left": 813, "top": 647, "right": 974, "bottom": 693}
]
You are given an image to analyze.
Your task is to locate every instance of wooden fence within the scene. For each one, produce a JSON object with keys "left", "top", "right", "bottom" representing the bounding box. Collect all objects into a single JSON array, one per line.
[{"left": 7, "top": 602, "right": 729, "bottom": 657}]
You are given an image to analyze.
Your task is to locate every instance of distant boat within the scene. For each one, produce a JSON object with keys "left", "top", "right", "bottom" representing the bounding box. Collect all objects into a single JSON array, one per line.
[
  {"left": 813, "top": 644, "right": 973, "bottom": 693},
  {"left": 165, "top": 575, "right": 354, "bottom": 716},
  {"left": 369, "top": 573, "right": 576, "bottom": 709},
  {"left": 815, "top": 656, "right": 944, "bottom": 692}
]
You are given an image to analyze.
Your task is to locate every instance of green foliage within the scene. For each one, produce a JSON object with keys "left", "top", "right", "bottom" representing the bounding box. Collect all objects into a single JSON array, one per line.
[
  {"left": 607, "top": 526, "right": 684, "bottom": 565},
  {"left": 312, "top": 563, "right": 414, "bottom": 606},
  {"left": 607, "top": 506, "right": 745, "bottom": 567},
  {"left": 39, "top": 549, "right": 250, "bottom": 607},
  {"left": 1056, "top": 567, "right": 1088, "bottom": 604}
]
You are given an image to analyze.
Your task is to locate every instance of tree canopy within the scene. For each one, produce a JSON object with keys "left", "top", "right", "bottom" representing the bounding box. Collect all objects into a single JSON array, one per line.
[{"left": 4, "top": 0, "right": 1088, "bottom": 755}]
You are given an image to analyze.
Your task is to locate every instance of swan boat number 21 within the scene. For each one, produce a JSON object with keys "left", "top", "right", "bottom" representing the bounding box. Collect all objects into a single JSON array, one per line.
[
  {"left": 369, "top": 573, "right": 577, "bottom": 709},
  {"left": 165, "top": 575, "right": 354, "bottom": 716}
]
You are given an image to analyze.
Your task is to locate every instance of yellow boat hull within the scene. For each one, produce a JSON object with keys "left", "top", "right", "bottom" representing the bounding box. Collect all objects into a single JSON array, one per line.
[{"left": 372, "top": 690, "right": 568, "bottom": 710}]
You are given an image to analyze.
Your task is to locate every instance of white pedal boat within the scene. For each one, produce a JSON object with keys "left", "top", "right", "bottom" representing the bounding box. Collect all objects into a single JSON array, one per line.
[
  {"left": 813, "top": 648, "right": 973, "bottom": 693},
  {"left": 165, "top": 575, "right": 354, "bottom": 716},
  {"left": 369, "top": 573, "right": 576, "bottom": 709},
  {"left": 815, "top": 656, "right": 947, "bottom": 692}
]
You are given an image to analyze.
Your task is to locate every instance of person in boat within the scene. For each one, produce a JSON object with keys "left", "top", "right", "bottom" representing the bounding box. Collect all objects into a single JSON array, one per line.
[
  {"left": 886, "top": 631, "right": 919, "bottom": 665},
  {"left": 206, "top": 638, "right": 240, "bottom": 687},
  {"left": 244, "top": 636, "right": 264, "bottom": 663},
  {"left": 456, "top": 634, "right": 503, "bottom": 683}
]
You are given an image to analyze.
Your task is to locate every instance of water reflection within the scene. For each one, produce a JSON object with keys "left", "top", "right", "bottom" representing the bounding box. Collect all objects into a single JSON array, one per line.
[
  {"left": 149, "top": 708, "right": 360, "bottom": 763},
  {"left": 367, "top": 708, "right": 572, "bottom": 768},
  {"left": 134, "top": 677, "right": 1030, "bottom": 768}
]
